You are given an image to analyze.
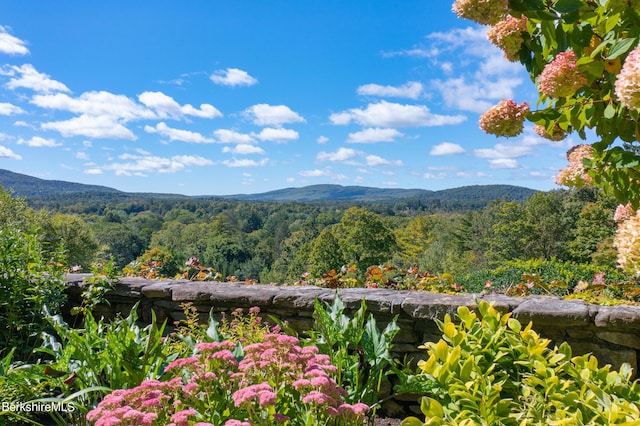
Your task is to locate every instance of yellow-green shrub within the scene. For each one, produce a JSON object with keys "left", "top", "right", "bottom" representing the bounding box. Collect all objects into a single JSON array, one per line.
[{"left": 401, "top": 300, "right": 640, "bottom": 425}]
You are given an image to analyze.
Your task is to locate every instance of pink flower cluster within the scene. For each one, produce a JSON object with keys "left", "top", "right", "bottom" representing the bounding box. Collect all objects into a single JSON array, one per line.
[
  {"left": 555, "top": 144, "right": 595, "bottom": 188},
  {"left": 538, "top": 50, "right": 588, "bottom": 98},
  {"left": 88, "top": 333, "right": 368, "bottom": 425},
  {"left": 534, "top": 123, "right": 567, "bottom": 141},
  {"left": 452, "top": 0, "right": 508, "bottom": 25},
  {"left": 479, "top": 99, "right": 529, "bottom": 137},
  {"left": 614, "top": 210, "right": 640, "bottom": 276},
  {"left": 615, "top": 45, "right": 640, "bottom": 110},
  {"left": 615, "top": 203, "right": 635, "bottom": 223},
  {"left": 86, "top": 378, "right": 203, "bottom": 426},
  {"left": 487, "top": 15, "right": 527, "bottom": 62}
]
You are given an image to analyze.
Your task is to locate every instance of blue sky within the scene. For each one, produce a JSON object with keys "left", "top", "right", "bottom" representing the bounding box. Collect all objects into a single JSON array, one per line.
[{"left": 0, "top": 1, "right": 580, "bottom": 196}]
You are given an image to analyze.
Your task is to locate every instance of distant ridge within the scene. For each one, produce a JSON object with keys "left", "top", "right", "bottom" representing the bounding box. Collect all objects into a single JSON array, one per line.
[
  {"left": 0, "top": 168, "right": 122, "bottom": 197},
  {"left": 226, "top": 183, "right": 537, "bottom": 203},
  {"left": 0, "top": 168, "right": 538, "bottom": 204}
]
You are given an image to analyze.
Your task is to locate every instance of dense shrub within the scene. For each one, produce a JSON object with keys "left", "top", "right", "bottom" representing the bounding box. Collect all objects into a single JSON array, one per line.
[
  {"left": 457, "top": 258, "right": 634, "bottom": 295},
  {"left": 401, "top": 300, "right": 640, "bottom": 425}
]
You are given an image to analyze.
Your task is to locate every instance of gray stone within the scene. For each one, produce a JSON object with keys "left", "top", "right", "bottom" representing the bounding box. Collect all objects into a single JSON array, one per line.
[
  {"left": 512, "top": 297, "right": 592, "bottom": 327},
  {"left": 172, "top": 282, "right": 226, "bottom": 301},
  {"left": 596, "top": 331, "right": 640, "bottom": 350},
  {"left": 595, "top": 305, "right": 640, "bottom": 330},
  {"left": 401, "top": 292, "right": 476, "bottom": 319},
  {"left": 271, "top": 287, "right": 333, "bottom": 309},
  {"left": 207, "top": 283, "right": 280, "bottom": 306}
]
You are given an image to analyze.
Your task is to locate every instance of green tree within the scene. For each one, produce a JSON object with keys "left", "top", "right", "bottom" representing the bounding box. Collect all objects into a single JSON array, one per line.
[
  {"left": 38, "top": 213, "right": 99, "bottom": 268},
  {"left": 395, "top": 215, "right": 436, "bottom": 266},
  {"left": 522, "top": 191, "right": 569, "bottom": 260},
  {"left": 308, "top": 228, "right": 344, "bottom": 277},
  {"left": 93, "top": 222, "right": 146, "bottom": 269},
  {"left": 568, "top": 202, "right": 616, "bottom": 263},
  {"left": 334, "top": 207, "right": 397, "bottom": 273}
]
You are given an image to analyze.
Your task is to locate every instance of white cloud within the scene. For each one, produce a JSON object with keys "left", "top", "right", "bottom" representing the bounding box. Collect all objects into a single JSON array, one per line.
[
  {"left": 17, "top": 136, "right": 61, "bottom": 147},
  {"left": 0, "top": 102, "right": 24, "bottom": 115},
  {"left": 0, "top": 26, "right": 29, "bottom": 55},
  {"left": 222, "top": 144, "right": 266, "bottom": 155},
  {"left": 244, "top": 104, "right": 305, "bottom": 126},
  {"left": 42, "top": 115, "right": 136, "bottom": 140},
  {"left": 32, "top": 91, "right": 154, "bottom": 121},
  {"left": 214, "top": 129, "right": 256, "bottom": 144},
  {"left": 299, "top": 169, "right": 330, "bottom": 177},
  {"left": 103, "top": 153, "right": 214, "bottom": 176},
  {"left": 474, "top": 142, "right": 531, "bottom": 159},
  {"left": 365, "top": 154, "right": 403, "bottom": 167},
  {"left": 317, "top": 136, "right": 329, "bottom": 144},
  {"left": 423, "top": 172, "right": 449, "bottom": 179},
  {"left": 489, "top": 158, "right": 519, "bottom": 169},
  {"left": 0, "top": 145, "right": 21, "bottom": 159},
  {"left": 84, "top": 168, "right": 103, "bottom": 175},
  {"left": 430, "top": 142, "right": 466, "bottom": 156},
  {"left": 421, "top": 27, "right": 526, "bottom": 113},
  {"left": 317, "top": 147, "right": 359, "bottom": 163},
  {"left": 172, "top": 155, "right": 215, "bottom": 166},
  {"left": 357, "top": 81, "right": 424, "bottom": 99},
  {"left": 329, "top": 101, "right": 466, "bottom": 128},
  {"left": 347, "top": 127, "right": 403, "bottom": 143},
  {"left": 222, "top": 158, "right": 269, "bottom": 167},
  {"left": 144, "top": 122, "right": 213, "bottom": 143},
  {"left": 210, "top": 68, "right": 258, "bottom": 87},
  {"left": 253, "top": 127, "right": 299, "bottom": 142},
  {"left": 76, "top": 151, "right": 89, "bottom": 160},
  {"left": 4, "top": 64, "right": 70, "bottom": 93},
  {"left": 138, "top": 91, "right": 222, "bottom": 119}
]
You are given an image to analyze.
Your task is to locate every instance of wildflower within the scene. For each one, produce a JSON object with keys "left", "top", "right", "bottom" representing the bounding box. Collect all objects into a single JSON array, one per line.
[
  {"left": 555, "top": 144, "right": 595, "bottom": 188},
  {"left": 302, "top": 390, "right": 337, "bottom": 406},
  {"left": 615, "top": 45, "right": 640, "bottom": 110},
  {"left": 534, "top": 123, "right": 567, "bottom": 141},
  {"left": 614, "top": 211, "right": 640, "bottom": 276},
  {"left": 479, "top": 99, "right": 529, "bottom": 137},
  {"left": 224, "top": 420, "right": 251, "bottom": 426},
  {"left": 538, "top": 50, "right": 588, "bottom": 98},
  {"left": 487, "top": 15, "right": 527, "bottom": 61},
  {"left": 452, "top": 0, "right": 508, "bottom": 25},
  {"left": 171, "top": 408, "right": 198, "bottom": 426},
  {"left": 164, "top": 356, "right": 199, "bottom": 373},
  {"left": 615, "top": 204, "right": 635, "bottom": 223},
  {"left": 185, "top": 257, "right": 200, "bottom": 266}
]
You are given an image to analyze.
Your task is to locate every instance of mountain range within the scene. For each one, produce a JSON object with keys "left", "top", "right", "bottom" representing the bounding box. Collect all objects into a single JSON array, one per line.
[{"left": 0, "top": 168, "right": 538, "bottom": 204}]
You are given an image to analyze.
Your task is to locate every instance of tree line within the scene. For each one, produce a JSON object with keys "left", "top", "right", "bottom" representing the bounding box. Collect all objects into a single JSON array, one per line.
[{"left": 3, "top": 185, "right": 623, "bottom": 285}]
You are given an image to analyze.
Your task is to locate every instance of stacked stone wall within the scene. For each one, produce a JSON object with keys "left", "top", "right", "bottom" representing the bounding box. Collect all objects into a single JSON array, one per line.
[{"left": 64, "top": 274, "right": 640, "bottom": 414}]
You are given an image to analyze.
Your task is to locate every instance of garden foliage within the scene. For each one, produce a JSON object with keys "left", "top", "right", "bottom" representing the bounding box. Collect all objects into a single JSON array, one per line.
[{"left": 401, "top": 300, "right": 640, "bottom": 425}]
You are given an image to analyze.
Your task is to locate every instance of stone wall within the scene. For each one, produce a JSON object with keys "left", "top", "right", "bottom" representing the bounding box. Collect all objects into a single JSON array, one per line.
[{"left": 64, "top": 274, "right": 640, "bottom": 413}]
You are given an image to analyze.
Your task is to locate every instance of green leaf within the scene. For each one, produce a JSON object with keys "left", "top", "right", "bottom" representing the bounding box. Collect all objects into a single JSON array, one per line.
[
  {"left": 420, "top": 397, "right": 444, "bottom": 419},
  {"left": 607, "top": 38, "right": 637, "bottom": 60},
  {"left": 604, "top": 103, "right": 616, "bottom": 119}
]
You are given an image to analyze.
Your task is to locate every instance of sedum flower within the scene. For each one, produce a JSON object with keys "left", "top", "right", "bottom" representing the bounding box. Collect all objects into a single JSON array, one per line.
[
  {"left": 534, "top": 123, "right": 567, "bottom": 141},
  {"left": 452, "top": 0, "right": 508, "bottom": 25},
  {"left": 479, "top": 99, "right": 529, "bottom": 137},
  {"left": 538, "top": 50, "right": 588, "bottom": 98},
  {"left": 555, "top": 144, "right": 595, "bottom": 188},
  {"left": 487, "top": 15, "right": 528, "bottom": 62},
  {"left": 614, "top": 211, "right": 640, "bottom": 276},
  {"left": 615, "top": 45, "right": 640, "bottom": 110}
]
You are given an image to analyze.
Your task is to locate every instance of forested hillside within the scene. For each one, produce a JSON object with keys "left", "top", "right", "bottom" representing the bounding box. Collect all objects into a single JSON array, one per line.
[{"left": 4, "top": 181, "right": 622, "bottom": 286}]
